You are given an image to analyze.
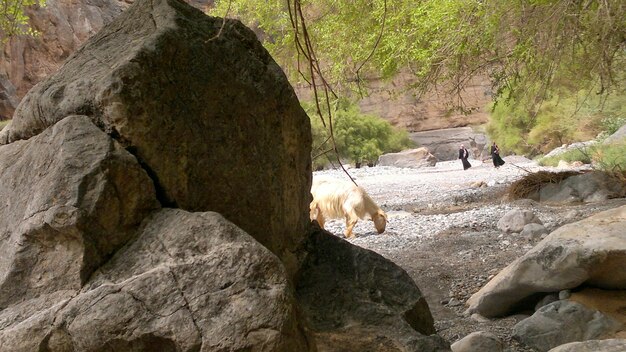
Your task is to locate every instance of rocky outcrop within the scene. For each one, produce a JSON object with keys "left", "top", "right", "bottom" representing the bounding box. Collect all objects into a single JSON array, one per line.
[
  {"left": 296, "top": 228, "right": 450, "bottom": 351},
  {"left": 0, "top": 115, "right": 159, "bottom": 309},
  {"left": 378, "top": 147, "right": 437, "bottom": 168},
  {"left": 409, "top": 127, "right": 490, "bottom": 161},
  {"left": 466, "top": 205, "right": 626, "bottom": 317},
  {"left": 0, "top": 209, "right": 310, "bottom": 351},
  {"left": 536, "top": 172, "right": 626, "bottom": 204},
  {"left": 2, "top": 0, "right": 312, "bottom": 275},
  {"left": 513, "top": 301, "right": 622, "bottom": 352}
]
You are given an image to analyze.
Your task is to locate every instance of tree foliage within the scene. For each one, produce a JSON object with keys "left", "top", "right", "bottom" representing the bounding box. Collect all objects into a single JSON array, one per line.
[
  {"left": 211, "top": 0, "right": 626, "bottom": 106},
  {"left": 0, "top": 0, "right": 44, "bottom": 41},
  {"left": 487, "top": 82, "right": 626, "bottom": 155},
  {"left": 305, "top": 99, "right": 414, "bottom": 169}
]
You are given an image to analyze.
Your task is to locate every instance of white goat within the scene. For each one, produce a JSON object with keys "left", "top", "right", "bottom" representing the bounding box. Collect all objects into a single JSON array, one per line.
[{"left": 310, "top": 176, "right": 387, "bottom": 238}]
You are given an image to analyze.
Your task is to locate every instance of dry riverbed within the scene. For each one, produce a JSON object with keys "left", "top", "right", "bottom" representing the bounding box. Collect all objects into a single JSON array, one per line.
[{"left": 314, "top": 157, "right": 626, "bottom": 351}]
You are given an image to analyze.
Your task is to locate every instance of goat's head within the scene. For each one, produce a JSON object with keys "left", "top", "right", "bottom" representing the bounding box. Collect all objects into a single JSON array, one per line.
[{"left": 373, "top": 210, "right": 387, "bottom": 234}]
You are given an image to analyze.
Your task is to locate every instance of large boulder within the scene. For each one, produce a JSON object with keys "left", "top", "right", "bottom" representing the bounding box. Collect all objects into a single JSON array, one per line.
[
  {"left": 0, "top": 209, "right": 311, "bottom": 351},
  {"left": 538, "top": 172, "right": 626, "bottom": 203},
  {"left": 466, "top": 205, "right": 626, "bottom": 317},
  {"left": 296, "top": 229, "right": 450, "bottom": 351},
  {"left": 409, "top": 127, "right": 489, "bottom": 161},
  {"left": 0, "top": 115, "right": 158, "bottom": 309},
  {"left": 513, "top": 301, "right": 622, "bottom": 352},
  {"left": 378, "top": 147, "right": 437, "bottom": 168},
  {"left": 1, "top": 0, "right": 312, "bottom": 275}
]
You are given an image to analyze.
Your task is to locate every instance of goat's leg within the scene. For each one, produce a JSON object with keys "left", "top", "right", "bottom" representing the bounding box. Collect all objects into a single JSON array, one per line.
[{"left": 344, "top": 215, "right": 358, "bottom": 238}]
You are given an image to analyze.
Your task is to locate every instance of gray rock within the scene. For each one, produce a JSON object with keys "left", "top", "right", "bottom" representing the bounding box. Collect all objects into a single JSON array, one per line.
[
  {"left": 451, "top": 331, "right": 504, "bottom": 352},
  {"left": 378, "top": 147, "right": 437, "bottom": 168},
  {"left": 296, "top": 229, "right": 450, "bottom": 351},
  {"left": 0, "top": 115, "right": 158, "bottom": 309},
  {"left": 539, "top": 172, "right": 626, "bottom": 204},
  {"left": 544, "top": 141, "right": 597, "bottom": 159},
  {"left": 604, "top": 124, "right": 626, "bottom": 144},
  {"left": 0, "top": 209, "right": 312, "bottom": 351},
  {"left": 467, "top": 206, "right": 626, "bottom": 317},
  {"left": 521, "top": 223, "right": 549, "bottom": 240},
  {"left": 497, "top": 209, "right": 543, "bottom": 234},
  {"left": 513, "top": 301, "right": 622, "bottom": 352},
  {"left": 548, "top": 338, "right": 626, "bottom": 352},
  {"left": 2, "top": 0, "right": 312, "bottom": 275},
  {"left": 410, "top": 127, "right": 490, "bottom": 161}
]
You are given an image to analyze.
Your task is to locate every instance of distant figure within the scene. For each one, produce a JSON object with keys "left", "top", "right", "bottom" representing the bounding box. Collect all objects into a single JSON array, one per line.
[
  {"left": 490, "top": 142, "right": 506, "bottom": 168},
  {"left": 459, "top": 145, "right": 472, "bottom": 170}
]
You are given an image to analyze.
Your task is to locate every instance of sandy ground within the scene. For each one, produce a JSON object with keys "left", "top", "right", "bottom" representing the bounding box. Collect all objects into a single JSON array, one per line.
[{"left": 314, "top": 157, "right": 626, "bottom": 351}]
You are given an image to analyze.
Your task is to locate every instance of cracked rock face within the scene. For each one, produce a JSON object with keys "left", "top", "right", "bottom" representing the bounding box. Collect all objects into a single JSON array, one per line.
[
  {"left": 0, "top": 115, "right": 159, "bottom": 310},
  {"left": 1, "top": 0, "right": 312, "bottom": 276},
  {"left": 0, "top": 209, "right": 310, "bottom": 351}
]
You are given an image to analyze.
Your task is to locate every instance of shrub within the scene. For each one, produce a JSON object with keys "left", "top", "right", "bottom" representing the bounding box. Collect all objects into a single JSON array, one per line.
[
  {"left": 538, "top": 148, "right": 592, "bottom": 167},
  {"left": 487, "top": 87, "right": 626, "bottom": 156},
  {"left": 537, "top": 142, "right": 626, "bottom": 172},
  {"left": 305, "top": 99, "right": 414, "bottom": 169},
  {"left": 594, "top": 143, "right": 626, "bottom": 172}
]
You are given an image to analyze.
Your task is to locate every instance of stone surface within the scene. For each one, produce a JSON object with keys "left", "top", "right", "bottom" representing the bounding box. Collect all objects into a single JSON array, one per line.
[
  {"left": 497, "top": 209, "right": 543, "bottom": 234},
  {"left": 467, "top": 205, "right": 626, "bottom": 317},
  {"left": 513, "top": 301, "right": 622, "bottom": 352},
  {"left": 1, "top": 0, "right": 312, "bottom": 275},
  {"left": 296, "top": 228, "right": 450, "bottom": 352},
  {"left": 410, "top": 127, "right": 491, "bottom": 161},
  {"left": 0, "top": 209, "right": 312, "bottom": 351},
  {"left": 377, "top": 147, "right": 437, "bottom": 168},
  {"left": 548, "top": 339, "right": 626, "bottom": 352},
  {"left": 604, "top": 124, "right": 626, "bottom": 145},
  {"left": 0, "top": 115, "right": 158, "bottom": 309},
  {"left": 451, "top": 331, "right": 503, "bottom": 352},
  {"left": 538, "top": 172, "right": 626, "bottom": 204}
]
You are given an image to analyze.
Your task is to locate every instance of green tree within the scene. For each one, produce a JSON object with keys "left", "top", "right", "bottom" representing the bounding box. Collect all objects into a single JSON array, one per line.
[
  {"left": 305, "top": 99, "right": 413, "bottom": 168},
  {"left": 211, "top": 0, "right": 625, "bottom": 106},
  {"left": 1, "top": 0, "right": 45, "bottom": 42}
]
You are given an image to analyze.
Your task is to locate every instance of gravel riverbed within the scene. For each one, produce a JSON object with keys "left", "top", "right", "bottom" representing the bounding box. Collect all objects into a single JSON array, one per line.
[{"left": 313, "top": 157, "right": 626, "bottom": 351}]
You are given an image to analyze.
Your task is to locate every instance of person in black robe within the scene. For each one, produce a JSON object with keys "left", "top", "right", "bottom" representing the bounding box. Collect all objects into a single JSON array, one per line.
[
  {"left": 459, "top": 145, "right": 472, "bottom": 170},
  {"left": 490, "top": 142, "right": 506, "bottom": 168}
]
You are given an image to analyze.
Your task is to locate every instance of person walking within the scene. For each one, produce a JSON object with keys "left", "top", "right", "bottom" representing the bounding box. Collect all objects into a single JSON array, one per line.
[
  {"left": 490, "top": 141, "right": 505, "bottom": 168},
  {"left": 459, "top": 145, "right": 472, "bottom": 170}
]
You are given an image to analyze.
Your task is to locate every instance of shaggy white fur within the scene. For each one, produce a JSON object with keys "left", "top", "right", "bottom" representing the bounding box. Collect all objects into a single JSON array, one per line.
[{"left": 310, "top": 176, "right": 387, "bottom": 238}]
